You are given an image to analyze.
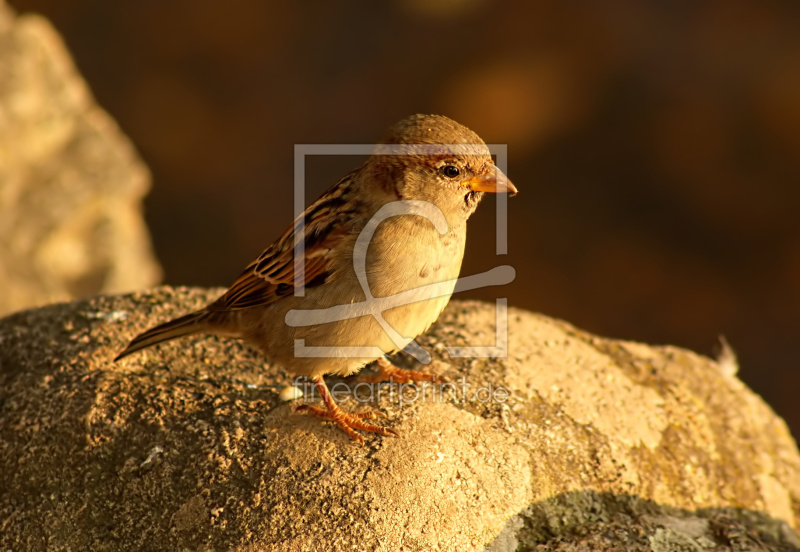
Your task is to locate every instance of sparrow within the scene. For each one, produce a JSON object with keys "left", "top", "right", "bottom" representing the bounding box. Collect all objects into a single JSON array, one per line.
[{"left": 115, "top": 114, "right": 517, "bottom": 443}]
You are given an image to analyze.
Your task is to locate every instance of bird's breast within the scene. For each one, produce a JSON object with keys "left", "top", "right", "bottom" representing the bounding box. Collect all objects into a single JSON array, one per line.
[{"left": 364, "top": 216, "right": 466, "bottom": 298}]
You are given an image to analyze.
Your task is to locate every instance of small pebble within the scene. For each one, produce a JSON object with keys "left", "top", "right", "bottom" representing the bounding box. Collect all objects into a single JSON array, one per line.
[{"left": 279, "top": 385, "right": 304, "bottom": 401}]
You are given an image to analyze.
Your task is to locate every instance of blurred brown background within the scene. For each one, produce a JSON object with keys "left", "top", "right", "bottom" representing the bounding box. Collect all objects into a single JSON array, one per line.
[{"left": 10, "top": 0, "right": 799, "bottom": 438}]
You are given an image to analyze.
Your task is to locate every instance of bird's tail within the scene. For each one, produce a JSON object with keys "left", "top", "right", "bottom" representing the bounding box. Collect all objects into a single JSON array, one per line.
[{"left": 114, "top": 310, "right": 214, "bottom": 361}]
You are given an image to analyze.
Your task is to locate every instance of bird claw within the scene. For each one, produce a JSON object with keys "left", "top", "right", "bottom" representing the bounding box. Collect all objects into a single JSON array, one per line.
[
  {"left": 295, "top": 404, "right": 397, "bottom": 444},
  {"left": 359, "top": 356, "right": 447, "bottom": 384}
]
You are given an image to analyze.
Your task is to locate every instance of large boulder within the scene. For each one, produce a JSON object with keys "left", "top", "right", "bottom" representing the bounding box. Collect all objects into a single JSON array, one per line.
[
  {"left": 0, "top": 1, "right": 160, "bottom": 317},
  {"left": 1, "top": 288, "right": 798, "bottom": 550}
]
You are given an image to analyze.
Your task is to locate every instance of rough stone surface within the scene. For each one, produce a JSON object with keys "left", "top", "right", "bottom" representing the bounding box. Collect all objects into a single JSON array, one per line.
[
  {"left": 1, "top": 288, "right": 799, "bottom": 551},
  {"left": 0, "top": 1, "right": 160, "bottom": 317}
]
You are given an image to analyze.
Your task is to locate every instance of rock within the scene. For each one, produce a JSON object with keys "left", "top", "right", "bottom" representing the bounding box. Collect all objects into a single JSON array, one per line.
[
  {"left": 0, "top": 2, "right": 160, "bottom": 317},
  {"left": 1, "top": 289, "right": 798, "bottom": 551}
]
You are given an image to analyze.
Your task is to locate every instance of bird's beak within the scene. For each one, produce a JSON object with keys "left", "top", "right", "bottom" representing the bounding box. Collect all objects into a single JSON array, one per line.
[{"left": 464, "top": 167, "right": 518, "bottom": 195}]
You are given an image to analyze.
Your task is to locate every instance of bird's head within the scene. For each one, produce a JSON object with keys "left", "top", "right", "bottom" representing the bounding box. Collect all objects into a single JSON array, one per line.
[{"left": 367, "top": 114, "right": 517, "bottom": 219}]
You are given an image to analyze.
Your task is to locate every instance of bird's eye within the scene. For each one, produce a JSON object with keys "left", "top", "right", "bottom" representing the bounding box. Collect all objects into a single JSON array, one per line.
[{"left": 439, "top": 165, "right": 461, "bottom": 179}]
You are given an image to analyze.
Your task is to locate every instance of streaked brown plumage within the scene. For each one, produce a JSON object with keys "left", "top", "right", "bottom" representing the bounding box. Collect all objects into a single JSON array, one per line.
[{"left": 115, "top": 114, "right": 517, "bottom": 442}]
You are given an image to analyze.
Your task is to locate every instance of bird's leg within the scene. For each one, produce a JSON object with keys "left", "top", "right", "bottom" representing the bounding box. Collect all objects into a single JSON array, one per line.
[
  {"left": 359, "top": 356, "right": 444, "bottom": 384},
  {"left": 295, "top": 375, "right": 398, "bottom": 444}
]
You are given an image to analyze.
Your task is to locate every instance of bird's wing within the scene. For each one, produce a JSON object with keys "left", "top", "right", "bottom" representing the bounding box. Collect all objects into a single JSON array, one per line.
[{"left": 211, "top": 174, "right": 360, "bottom": 311}]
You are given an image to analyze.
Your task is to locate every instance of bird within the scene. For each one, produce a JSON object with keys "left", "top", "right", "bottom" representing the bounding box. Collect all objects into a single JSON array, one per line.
[{"left": 115, "top": 114, "right": 517, "bottom": 443}]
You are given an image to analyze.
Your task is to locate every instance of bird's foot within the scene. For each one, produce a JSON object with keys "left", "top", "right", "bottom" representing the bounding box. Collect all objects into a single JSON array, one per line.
[
  {"left": 295, "top": 376, "right": 398, "bottom": 444},
  {"left": 359, "top": 356, "right": 446, "bottom": 384},
  {"left": 296, "top": 404, "right": 397, "bottom": 444}
]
